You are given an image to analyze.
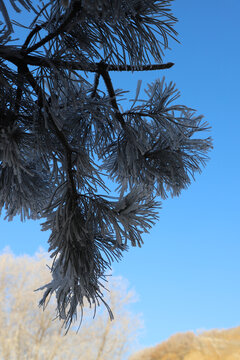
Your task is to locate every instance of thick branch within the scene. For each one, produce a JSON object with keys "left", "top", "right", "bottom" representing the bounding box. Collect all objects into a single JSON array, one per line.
[
  {"left": 0, "top": 45, "right": 96, "bottom": 71},
  {"left": 0, "top": 46, "right": 174, "bottom": 72}
]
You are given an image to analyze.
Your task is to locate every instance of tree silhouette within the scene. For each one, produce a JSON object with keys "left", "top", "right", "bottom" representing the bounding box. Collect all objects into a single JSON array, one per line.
[{"left": 0, "top": 0, "right": 212, "bottom": 330}]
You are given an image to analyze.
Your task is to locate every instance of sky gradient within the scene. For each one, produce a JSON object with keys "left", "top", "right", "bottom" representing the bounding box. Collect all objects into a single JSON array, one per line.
[{"left": 1, "top": 0, "right": 240, "bottom": 353}]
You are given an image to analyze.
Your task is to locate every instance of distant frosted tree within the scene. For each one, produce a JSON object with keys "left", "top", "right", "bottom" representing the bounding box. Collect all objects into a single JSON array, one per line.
[
  {"left": 0, "top": 0, "right": 212, "bottom": 330},
  {"left": 0, "top": 250, "right": 141, "bottom": 359}
]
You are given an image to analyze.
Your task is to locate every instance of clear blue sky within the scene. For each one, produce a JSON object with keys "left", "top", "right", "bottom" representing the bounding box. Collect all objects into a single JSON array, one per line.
[{"left": 1, "top": 0, "right": 240, "bottom": 353}]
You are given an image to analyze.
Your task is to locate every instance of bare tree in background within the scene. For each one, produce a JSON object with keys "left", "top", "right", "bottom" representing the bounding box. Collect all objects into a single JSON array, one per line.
[
  {"left": 0, "top": 250, "right": 141, "bottom": 359},
  {"left": 0, "top": 0, "right": 212, "bottom": 329}
]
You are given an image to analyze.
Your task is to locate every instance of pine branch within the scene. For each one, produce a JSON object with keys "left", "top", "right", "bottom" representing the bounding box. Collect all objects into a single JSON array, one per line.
[{"left": 0, "top": 0, "right": 212, "bottom": 331}]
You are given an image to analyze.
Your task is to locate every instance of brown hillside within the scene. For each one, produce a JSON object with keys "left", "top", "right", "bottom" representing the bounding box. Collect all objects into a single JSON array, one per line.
[{"left": 129, "top": 326, "right": 240, "bottom": 360}]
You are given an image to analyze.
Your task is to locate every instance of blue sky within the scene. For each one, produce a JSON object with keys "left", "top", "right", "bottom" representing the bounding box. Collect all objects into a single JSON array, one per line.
[{"left": 1, "top": 0, "right": 240, "bottom": 353}]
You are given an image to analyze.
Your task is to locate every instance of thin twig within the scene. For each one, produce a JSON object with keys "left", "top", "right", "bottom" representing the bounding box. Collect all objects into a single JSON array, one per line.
[
  {"left": 98, "top": 61, "right": 125, "bottom": 129},
  {"left": 107, "top": 62, "right": 175, "bottom": 71},
  {"left": 24, "top": 2, "right": 81, "bottom": 55},
  {"left": 21, "top": 24, "right": 42, "bottom": 51},
  {"left": 22, "top": 64, "right": 78, "bottom": 199},
  {"left": 123, "top": 111, "right": 203, "bottom": 129},
  {"left": 14, "top": 64, "right": 24, "bottom": 115},
  {"left": 91, "top": 73, "right": 100, "bottom": 98}
]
